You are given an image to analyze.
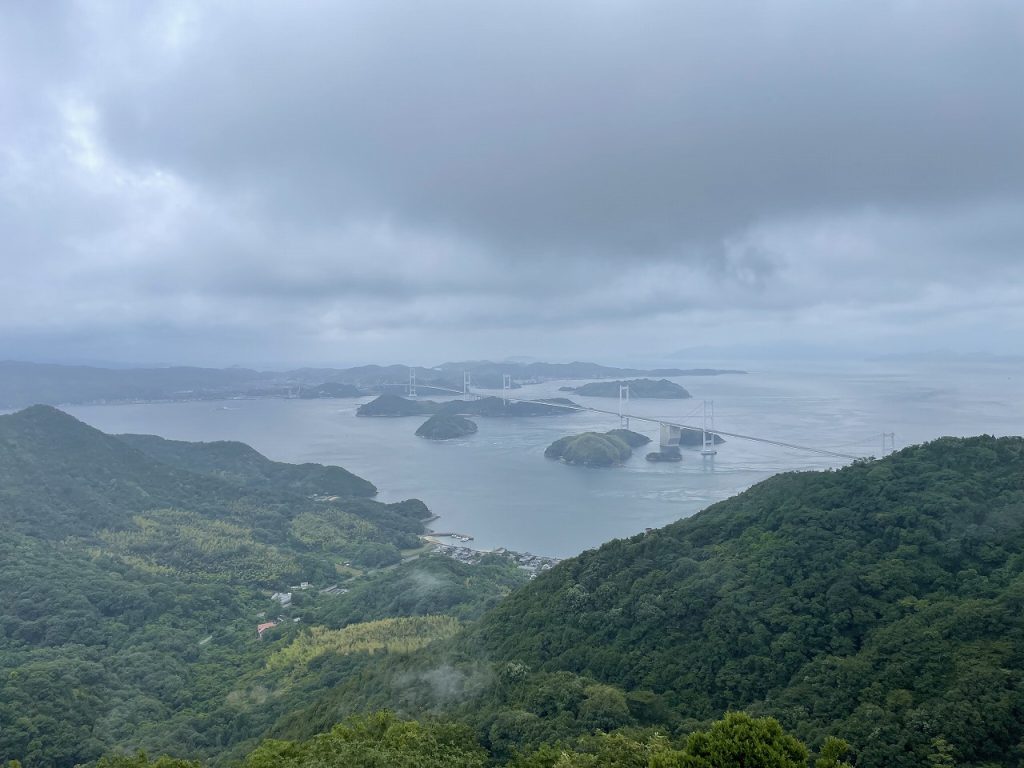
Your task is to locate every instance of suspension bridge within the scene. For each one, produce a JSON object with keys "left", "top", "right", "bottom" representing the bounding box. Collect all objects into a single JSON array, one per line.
[{"left": 405, "top": 370, "right": 893, "bottom": 462}]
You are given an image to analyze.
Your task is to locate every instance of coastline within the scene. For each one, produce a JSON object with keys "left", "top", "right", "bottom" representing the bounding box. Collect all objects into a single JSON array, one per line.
[{"left": 423, "top": 533, "right": 562, "bottom": 578}]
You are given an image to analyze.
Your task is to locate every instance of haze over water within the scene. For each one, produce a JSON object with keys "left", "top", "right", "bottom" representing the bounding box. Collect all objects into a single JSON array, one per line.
[{"left": 67, "top": 360, "right": 1024, "bottom": 558}]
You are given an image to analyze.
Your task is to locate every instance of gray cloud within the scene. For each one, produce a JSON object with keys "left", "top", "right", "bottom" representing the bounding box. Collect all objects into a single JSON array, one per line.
[
  {"left": 95, "top": 1, "right": 1024, "bottom": 249},
  {"left": 0, "top": 0, "right": 1022, "bottom": 365}
]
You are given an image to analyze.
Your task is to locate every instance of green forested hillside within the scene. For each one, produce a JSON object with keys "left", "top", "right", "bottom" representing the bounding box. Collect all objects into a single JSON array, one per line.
[
  {"left": 304, "top": 553, "right": 529, "bottom": 625},
  {"left": 118, "top": 433, "right": 377, "bottom": 497},
  {"left": 472, "top": 436, "right": 1024, "bottom": 766},
  {"left": 0, "top": 406, "right": 496, "bottom": 767},
  {"left": 0, "top": 405, "right": 249, "bottom": 537},
  {"left": 3, "top": 405, "right": 1023, "bottom": 768},
  {"left": 0, "top": 531, "right": 273, "bottom": 765}
]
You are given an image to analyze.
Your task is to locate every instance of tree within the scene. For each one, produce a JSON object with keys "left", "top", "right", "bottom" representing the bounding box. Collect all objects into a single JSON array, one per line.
[
  {"left": 815, "top": 737, "right": 854, "bottom": 768},
  {"left": 926, "top": 737, "right": 957, "bottom": 768},
  {"left": 672, "top": 712, "right": 809, "bottom": 768},
  {"left": 95, "top": 754, "right": 199, "bottom": 768},
  {"left": 243, "top": 711, "right": 487, "bottom": 768},
  {"left": 578, "top": 684, "right": 633, "bottom": 731}
]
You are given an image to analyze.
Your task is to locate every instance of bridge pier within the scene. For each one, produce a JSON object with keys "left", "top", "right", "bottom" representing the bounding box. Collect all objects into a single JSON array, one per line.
[{"left": 660, "top": 423, "right": 682, "bottom": 451}]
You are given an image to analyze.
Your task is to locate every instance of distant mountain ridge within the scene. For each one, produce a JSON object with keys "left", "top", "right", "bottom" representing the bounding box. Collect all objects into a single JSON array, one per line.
[
  {"left": 438, "top": 360, "right": 745, "bottom": 381},
  {"left": 0, "top": 359, "right": 745, "bottom": 409},
  {"left": 356, "top": 394, "right": 582, "bottom": 418},
  {"left": 561, "top": 378, "right": 693, "bottom": 398}
]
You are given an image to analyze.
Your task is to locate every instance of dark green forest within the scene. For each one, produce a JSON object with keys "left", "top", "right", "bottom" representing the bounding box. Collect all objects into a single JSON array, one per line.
[
  {"left": 473, "top": 436, "right": 1024, "bottom": 766},
  {"left": 2, "top": 406, "right": 1022, "bottom": 767}
]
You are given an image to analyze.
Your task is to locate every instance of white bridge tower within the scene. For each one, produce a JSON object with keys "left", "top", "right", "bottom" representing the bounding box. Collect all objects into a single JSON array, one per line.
[{"left": 701, "top": 400, "right": 717, "bottom": 456}]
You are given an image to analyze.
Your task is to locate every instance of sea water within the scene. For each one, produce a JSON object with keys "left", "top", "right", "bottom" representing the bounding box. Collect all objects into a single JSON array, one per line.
[{"left": 65, "top": 360, "right": 1024, "bottom": 558}]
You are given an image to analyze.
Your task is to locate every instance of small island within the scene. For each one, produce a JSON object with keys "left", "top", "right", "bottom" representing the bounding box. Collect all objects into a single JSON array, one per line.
[
  {"left": 356, "top": 394, "right": 440, "bottom": 416},
  {"left": 415, "top": 413, "right": 478, "bottom": 440},
  {"left": 544, "top": 428, "right": 649, "bottom": 467},
  {"left": 561, "top": 378, "right": 692, "bottom": 399}
]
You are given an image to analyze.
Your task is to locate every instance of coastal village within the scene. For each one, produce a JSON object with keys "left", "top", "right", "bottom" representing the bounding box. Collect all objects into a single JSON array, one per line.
[{"left": 428, "top": 541, "right": 561, "bottom": 577}]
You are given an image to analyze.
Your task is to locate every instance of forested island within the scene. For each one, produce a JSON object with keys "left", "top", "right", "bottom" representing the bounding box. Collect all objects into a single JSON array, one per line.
[
  {"left": 355, "top": 393, "right": 440, "bottom": 416},
  {"left": 415, "top": 413, "right": 478, "bottom": 440},
  {"left": 561, "top": 378, "right": 692, "bottom": 398},
  {"left": 545, "top": 429, "right": 651, "bottom": 466},
  {"left": 3, "top": 404, "right": 1023, "bottom": 768}
]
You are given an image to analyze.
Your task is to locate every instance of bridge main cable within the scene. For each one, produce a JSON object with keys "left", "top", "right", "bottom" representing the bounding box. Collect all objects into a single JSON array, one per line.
[{"left": 417, "top": 382, "right": 862, "bottom": 461}]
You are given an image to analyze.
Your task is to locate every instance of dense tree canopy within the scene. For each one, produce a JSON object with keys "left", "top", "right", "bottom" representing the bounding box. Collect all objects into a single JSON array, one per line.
[
  {"left": 0, "top": 407, "right": 485, "bottom": 767},
  {"left": 473, "top": 436, "right": 1024, "bottom": 767}
]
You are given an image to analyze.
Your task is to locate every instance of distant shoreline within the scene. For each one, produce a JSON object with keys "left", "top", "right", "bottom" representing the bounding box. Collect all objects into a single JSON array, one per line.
[{"left": 0, "top": 359, "right": 747, "bottom": 410}]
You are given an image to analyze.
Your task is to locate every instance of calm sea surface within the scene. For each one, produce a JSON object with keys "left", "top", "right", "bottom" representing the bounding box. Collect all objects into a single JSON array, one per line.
[{"left": 64, "top": 361, "right": 1024, "bottom": 558}]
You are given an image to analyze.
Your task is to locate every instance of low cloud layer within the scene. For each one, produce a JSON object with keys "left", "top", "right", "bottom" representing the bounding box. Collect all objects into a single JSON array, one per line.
[{"left": 2, "top": 1, "right": 1022, "bottom": 366}]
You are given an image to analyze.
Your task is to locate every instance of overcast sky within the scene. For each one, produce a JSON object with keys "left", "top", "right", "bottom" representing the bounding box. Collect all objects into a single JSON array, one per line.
[{"left": 1, "top": 1, "right": 1022, "bottom": 368}]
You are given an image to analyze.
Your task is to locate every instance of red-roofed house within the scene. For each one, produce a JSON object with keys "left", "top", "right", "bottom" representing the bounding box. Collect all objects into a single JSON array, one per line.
[{"left": 257, "top": 621, "right": 277, "bottom": 638}]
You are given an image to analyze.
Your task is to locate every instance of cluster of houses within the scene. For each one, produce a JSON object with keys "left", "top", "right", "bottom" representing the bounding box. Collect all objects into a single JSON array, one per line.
[
  {"left": 431, "top": 543, "right": 561, "bottom": 578},
  {"left": 256, "top": 615, "right": 301, "bottom": 638},
  {"left": 318, "top": 584, "right": 349, "bottom": 596},
  {"left": 493, "top": 547, "right": 561, "bottom": 577},
  {"left": 430, "top": 543, "right": 482, "bottom": 565},
  {"left": 257, "top": 581, "right": 351, "bottom": 638}
]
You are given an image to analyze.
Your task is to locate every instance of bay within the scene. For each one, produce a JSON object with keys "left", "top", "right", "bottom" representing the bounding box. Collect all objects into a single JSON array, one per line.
[{"left": 64, "top": 360, "right": 1024, "bottom": 558}]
